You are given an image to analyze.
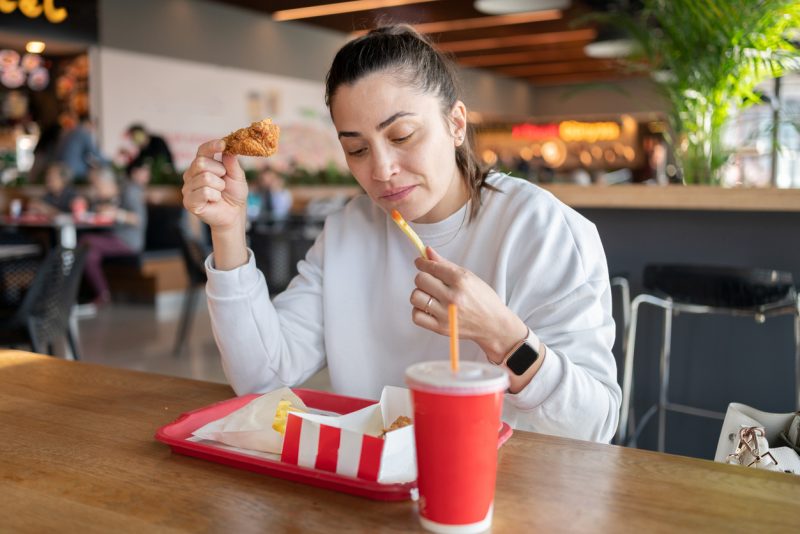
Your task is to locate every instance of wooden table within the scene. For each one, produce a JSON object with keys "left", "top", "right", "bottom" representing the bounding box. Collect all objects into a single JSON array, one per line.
[
  {"left": 1, "top": 350, "right": 798, "bottom": 533},
  {"left": 1, "top": 215, "right": 113, "bottom": 249},
  {"left": 0, "top": 243, "right": 41, "bottom": 261}
]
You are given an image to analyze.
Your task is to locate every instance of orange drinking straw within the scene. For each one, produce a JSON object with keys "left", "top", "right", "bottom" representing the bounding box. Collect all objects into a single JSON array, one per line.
[{"left": 449, "top": 304, "right": 459, "bottom": 373}]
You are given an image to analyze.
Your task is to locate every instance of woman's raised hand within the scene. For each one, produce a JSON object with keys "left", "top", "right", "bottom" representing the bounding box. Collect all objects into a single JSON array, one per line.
[
  {"left": 182, "top": 140, "right": 249, "bottom": 231},
  {"left": 410, "top": 247, "right": 528, "bottom": 363}
]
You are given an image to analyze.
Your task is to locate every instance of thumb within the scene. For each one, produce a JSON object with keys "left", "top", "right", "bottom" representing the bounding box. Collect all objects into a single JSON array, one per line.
[{"left": 221, "top": 153, "right": 246, "bottom": 182}]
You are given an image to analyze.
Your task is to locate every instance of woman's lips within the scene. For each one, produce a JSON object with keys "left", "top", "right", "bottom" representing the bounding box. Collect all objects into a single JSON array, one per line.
[{"left": 380, "top": 185, "right": 416, "bottom": 202}]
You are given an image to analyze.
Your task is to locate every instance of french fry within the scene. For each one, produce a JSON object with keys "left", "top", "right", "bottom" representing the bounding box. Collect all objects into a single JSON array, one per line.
[
  {"left": 391, "top": 209, "right": 426, "bottom": 258},
  {"left": 272, "top": 399, "right": 305, "bottom": 436}
]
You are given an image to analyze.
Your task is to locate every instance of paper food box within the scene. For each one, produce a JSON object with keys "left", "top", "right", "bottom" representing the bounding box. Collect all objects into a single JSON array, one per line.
[
  {"left": 191, "top": 386, "right": 416, "bottom": 484},
  {"left": 281, "top": 386, "right": 416, "bottom": 484}
]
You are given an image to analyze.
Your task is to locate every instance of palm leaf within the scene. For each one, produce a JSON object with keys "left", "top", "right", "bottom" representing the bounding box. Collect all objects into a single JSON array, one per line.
[{"left": 597, "top": 0, "right": 800, "bottom": 184}]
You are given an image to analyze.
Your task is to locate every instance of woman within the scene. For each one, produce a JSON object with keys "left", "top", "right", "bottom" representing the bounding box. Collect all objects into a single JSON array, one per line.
[
  {"left": 28, "top": 163, "right": 78, "bottom": 216},
  {"left": 182, "top": 26, "right": 620, "bottom": 442},
  {"left": 79, "top": 166, "right": 147, "bottom": 306}
]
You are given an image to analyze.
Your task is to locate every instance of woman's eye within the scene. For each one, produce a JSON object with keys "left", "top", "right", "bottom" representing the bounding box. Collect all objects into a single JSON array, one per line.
[
  {"left": 393, "top": 133, "right": 413, "bottom": 143},
  {"left": 347, "top": 147, "right": 367, "bottom": 156}
]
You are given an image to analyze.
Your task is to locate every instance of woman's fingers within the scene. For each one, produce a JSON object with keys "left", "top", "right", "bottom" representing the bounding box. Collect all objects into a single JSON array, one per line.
[
  {"left": 414, "top": 247, "right": 467, "bottom": 288},
  {"left": 196, "top": 139, "right": 224, "bottom": 158},
  {"left": 184, "top": 186, "right": 221, "bottom": 214},
  {"left": 412, "top": 307, "right": 443, "bottom": 333},
  {"left": 188, "top": 156, "right": 226, "bottom": 178},
  {"left": 414, "top": 271, "right": 450, "bottom": 304},
  {"left": 410, "top": 288, "right": 443, "bottom": 317},
  {"left": 186, "top": 171, "right": 226, "bottom": 193}
]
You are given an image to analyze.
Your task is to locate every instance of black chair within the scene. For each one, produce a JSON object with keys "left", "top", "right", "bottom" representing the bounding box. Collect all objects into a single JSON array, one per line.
[
  {"left": 249, "top": 222, "right": 317, "bottom": 296},
  {"left": 0, "top": 245, "right": 88, "bottom": 358},
  {"left": 617, "top": 264, "right": 799, "bottom": 450},
  {"left": 173, "top": 228, "right": 209, "bottom": 355}
]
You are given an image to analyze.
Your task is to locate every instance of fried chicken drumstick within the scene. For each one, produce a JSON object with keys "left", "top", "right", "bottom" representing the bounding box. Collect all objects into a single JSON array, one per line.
[{"left": 223, "top": 118, "right": 280, "bottom": 157}]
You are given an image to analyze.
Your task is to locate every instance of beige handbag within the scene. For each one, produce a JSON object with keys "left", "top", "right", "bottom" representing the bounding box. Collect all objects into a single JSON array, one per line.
[{"left": 714, "top": 403, "right": 800, "bottom": 475}]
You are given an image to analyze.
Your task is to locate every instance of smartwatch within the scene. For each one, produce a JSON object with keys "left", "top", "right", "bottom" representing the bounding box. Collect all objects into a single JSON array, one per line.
[{"left": 491, "top": 329, "right": 541, "bottom": 376}]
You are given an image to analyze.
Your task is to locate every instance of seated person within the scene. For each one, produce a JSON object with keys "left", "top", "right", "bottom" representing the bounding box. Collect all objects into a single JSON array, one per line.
[
  {"left": 182, "top": 25, "right": 620, "bottom": 442},
  {"left": 247, "top": 164, "right": 293, "bottom": 224},
  {"left": 79, "top": 166, "right": 148, "bottom": 306},
  {"left": 28, "top": 163, "right": 78, "bottom": 216}
]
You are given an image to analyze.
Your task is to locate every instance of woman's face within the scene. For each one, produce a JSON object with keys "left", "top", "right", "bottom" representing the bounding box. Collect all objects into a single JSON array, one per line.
[
  {"left": 330, "top": 72, "right": 468, "bottom": 224},
  {"left": 45, "top": 170, "right": 65, "bottom": 194}
]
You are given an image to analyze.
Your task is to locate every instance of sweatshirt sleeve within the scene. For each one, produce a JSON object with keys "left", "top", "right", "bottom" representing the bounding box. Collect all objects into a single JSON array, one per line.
[
  {"left": 205, "top": 239, "right": 327, "bottom": 395},
  {"left": 503, "top": 202, "right": 621, "bottom": 443}
]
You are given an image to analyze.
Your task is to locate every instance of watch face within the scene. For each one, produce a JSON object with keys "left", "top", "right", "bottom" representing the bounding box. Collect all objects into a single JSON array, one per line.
[{"left": 506, "top": 342, "right": 539, "bottom": 376}]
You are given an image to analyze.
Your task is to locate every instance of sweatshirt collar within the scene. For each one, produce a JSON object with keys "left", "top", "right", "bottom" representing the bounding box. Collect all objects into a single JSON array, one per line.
[{"left": 408, "top": 201, "right": 469, "bottom": 246}]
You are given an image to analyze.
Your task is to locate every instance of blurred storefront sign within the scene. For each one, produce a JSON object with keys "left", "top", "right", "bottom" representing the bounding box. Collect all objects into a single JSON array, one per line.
[
  {"left": 512, "top": 120, "right": 621, "bottom": 142},
  {"left": 477, "top": 114, "right": 669, "bottom": 183},
  {"left": 0, "top": 0, "right": 96, "bottom": 43},
  {"left": 0, "top": 0, "right": 68, "bottom": 24}
]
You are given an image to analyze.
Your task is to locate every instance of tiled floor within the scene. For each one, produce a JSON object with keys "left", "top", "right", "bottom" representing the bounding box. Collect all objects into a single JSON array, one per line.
[{"left": 75, "top": 291, "right": 332, "bottom": 391}]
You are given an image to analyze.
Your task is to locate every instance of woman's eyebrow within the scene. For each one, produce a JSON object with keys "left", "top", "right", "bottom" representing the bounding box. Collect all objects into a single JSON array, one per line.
[
  {"left": 377, "top": 111, "right": 415, "bottom": 131},
  {"left": 337, "top": 111, "right": 417, "bottom": 139}
]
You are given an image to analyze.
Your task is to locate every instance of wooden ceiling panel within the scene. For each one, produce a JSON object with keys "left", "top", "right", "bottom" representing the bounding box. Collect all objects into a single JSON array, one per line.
[
  {"left": 209, "top": 0, "right": 635, "bottom": 87},
  {"left": 456, "top": 45, "right": 594, "bottom": 68}
]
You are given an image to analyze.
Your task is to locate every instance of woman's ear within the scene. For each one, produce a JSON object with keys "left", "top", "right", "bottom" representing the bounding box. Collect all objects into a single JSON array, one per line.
[{"left": 449, "top": 100, "right": 468, "bottom": 147}]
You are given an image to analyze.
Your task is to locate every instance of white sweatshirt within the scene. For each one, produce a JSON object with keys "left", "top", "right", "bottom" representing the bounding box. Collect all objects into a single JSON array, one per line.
[{"left": 205, "top": 173, "right": 621, "bottom": 442}]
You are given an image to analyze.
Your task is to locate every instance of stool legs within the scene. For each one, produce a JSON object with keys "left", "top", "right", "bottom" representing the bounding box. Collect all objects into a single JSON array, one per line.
[
  {"left": 795, "top": 299, "right": 800, "bottom": 411},
  {"left": 611, "top": 276, "right": 631, "bottom": 356},
  {"left": 617, "top": 295, "right": 638, "bottom": 446},
  {"left": 657, "top": 303, "right": 673, "bottom": 453},
  {"left": 617, "top": 294, "right": 673, "bottom": 447}
]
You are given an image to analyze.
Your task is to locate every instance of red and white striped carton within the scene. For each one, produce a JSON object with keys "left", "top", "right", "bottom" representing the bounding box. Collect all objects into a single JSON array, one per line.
[{"left": 280, "top": 386, "right": 417, "bottom": 484}]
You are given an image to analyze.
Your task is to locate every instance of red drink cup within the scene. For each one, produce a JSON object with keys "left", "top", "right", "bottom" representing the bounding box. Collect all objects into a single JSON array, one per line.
[{"left": 406, "top": 361, "right": 508, "bottom": 533}]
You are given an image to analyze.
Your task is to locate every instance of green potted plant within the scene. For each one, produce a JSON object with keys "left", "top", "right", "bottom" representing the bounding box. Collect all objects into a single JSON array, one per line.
[{"left": 594, "top": 0, "right": 800, "bottom": 184}]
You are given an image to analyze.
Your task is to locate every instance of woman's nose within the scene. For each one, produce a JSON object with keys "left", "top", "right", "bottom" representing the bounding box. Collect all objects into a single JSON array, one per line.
[{"left": 370, "top": 146, "right": 398, "bottom": 182}]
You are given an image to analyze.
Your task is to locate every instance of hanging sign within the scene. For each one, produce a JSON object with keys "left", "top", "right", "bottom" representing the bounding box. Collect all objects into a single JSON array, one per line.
[{"left": 0, "top": 0, "right": 67, "bottom": 24}]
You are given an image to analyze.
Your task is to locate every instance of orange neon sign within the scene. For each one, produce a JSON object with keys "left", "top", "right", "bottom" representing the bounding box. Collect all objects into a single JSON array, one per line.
[
  {"left": 512, "top": 121, "right": 621, "bottom": 142},
  {"left": 0, "top": 0, "right": 67, "bottom": 24}
]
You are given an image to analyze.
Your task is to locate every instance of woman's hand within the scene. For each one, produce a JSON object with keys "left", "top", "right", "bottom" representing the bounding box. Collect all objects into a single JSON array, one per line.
[
  {"left": 410, "top": 247, "right": 528, "bottom": 363},
  {"left": 182, "top": 139, "right": 248, "bottom": 231}
]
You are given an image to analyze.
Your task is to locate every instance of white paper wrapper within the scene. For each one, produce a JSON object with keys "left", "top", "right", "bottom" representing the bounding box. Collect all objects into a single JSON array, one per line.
[{"left": 192, "top": 387, "right": 307, "bottom": 454}]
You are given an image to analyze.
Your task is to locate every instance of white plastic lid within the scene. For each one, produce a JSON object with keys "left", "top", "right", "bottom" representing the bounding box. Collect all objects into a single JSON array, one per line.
[{"left": 405, "top": 361, "right": 509, "bottom": 396}]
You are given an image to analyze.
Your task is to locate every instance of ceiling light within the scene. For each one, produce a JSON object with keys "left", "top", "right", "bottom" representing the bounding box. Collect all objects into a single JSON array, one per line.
[
  {"left": 25, "top": 41, "right": 45, "bottom": 54},
  {"left": 584, "top": 39, "right": 636, "bottom": 59},
  {"left": 474, "top": 0, "right": 570, "bottom": 15},
  {"left": 273, "top": 0, "right": 436, "bottom": 21},
  {"left": 584, "top": 27, "right": 637, "bottom": 59}
]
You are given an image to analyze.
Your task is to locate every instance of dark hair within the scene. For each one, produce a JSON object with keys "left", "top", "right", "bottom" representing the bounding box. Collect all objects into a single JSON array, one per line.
[
  {"left": 325, "top": 24, "right": 493, "bottom": 220},
  {"left": 127, "top": 123, "right": 146, "bottom": 135}
]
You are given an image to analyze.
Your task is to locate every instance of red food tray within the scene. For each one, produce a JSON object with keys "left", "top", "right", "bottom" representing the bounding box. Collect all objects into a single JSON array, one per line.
[{"left": 155, "top": 388, "right": 513, "bottom": 501}]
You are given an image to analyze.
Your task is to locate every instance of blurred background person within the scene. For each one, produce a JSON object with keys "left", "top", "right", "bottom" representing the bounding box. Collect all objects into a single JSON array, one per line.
[
  {"left": 28, "top": 112, "right": 69, "bottom": 183},
  {"left": 53, "top": 114, "right": 108, "bottom": 180},
  {"left": 125, "top": 123, "right": 175, "bottom": 176},
  {"left": 27, "top": 163, "right": 78, "bottom": 216},
  {"left": 79, "top": 166, "right": 147, "bottom": 306},
  {"left": 247, "top": 163, "right": 293, "bottom": 224}
]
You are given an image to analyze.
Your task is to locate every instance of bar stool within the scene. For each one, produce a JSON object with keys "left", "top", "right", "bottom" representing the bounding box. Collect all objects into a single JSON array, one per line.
[
  {"left": 610, "top": 275, "right": 631, "bottom": 444},
  {"left": 617, "top": 264, "right": 799, "bottom": 451}
]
